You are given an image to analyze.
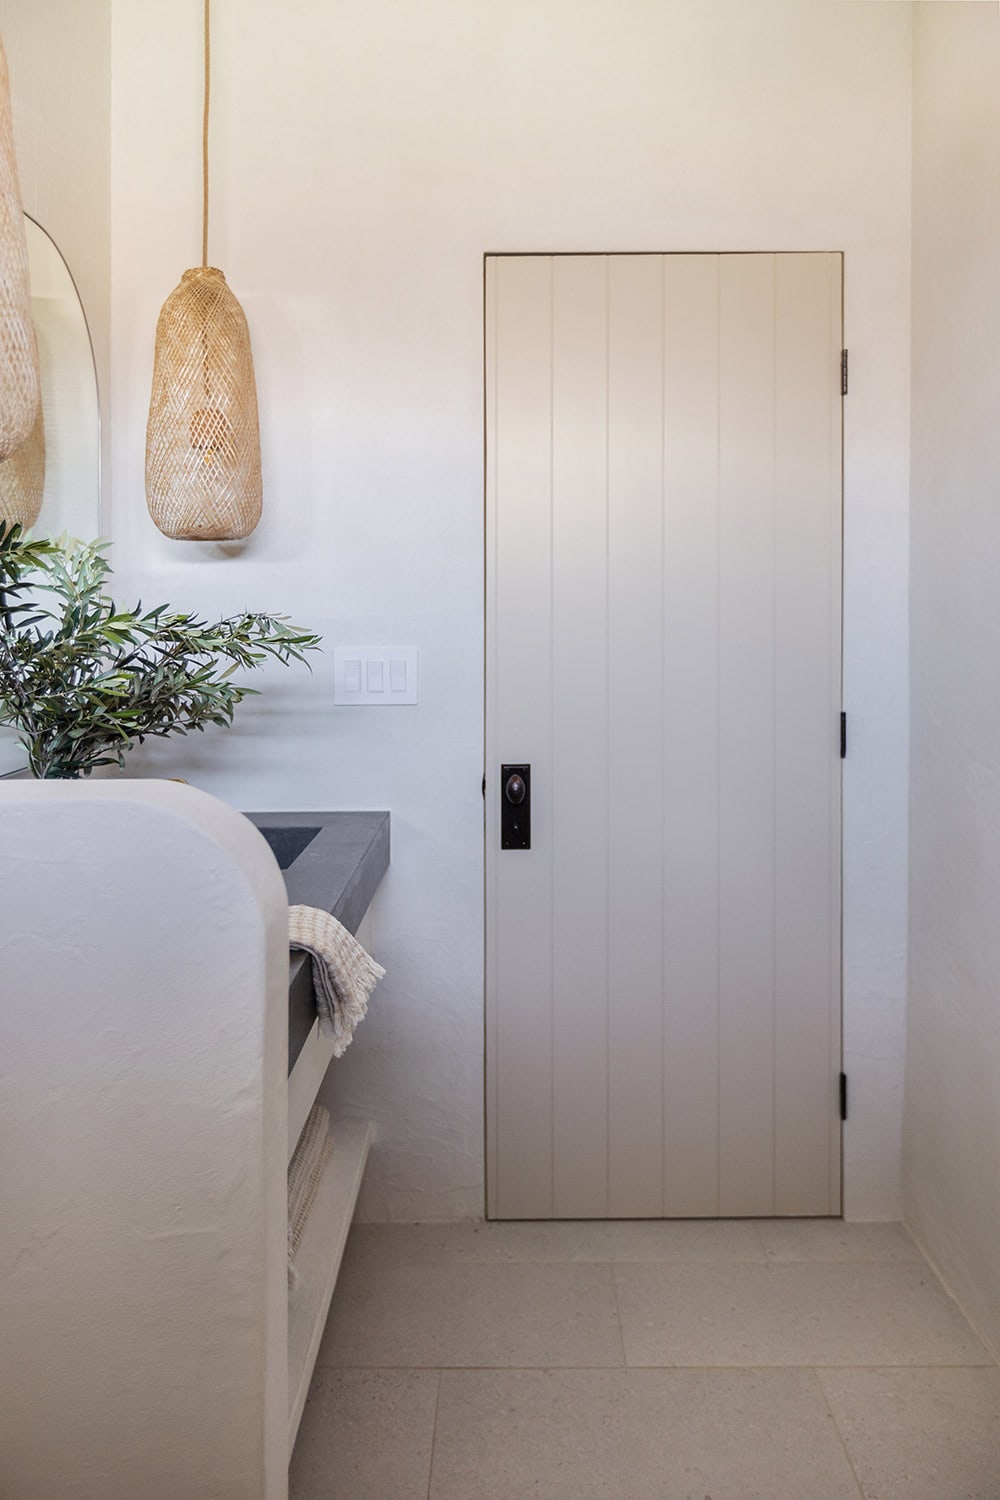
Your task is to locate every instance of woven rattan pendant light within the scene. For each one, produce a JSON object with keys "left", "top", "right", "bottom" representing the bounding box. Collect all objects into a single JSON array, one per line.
[
  {"left": 0, "top": 33, "right": 40, "bottom": 465},
  {"left": 145, "top": 0, "right": 262, "bottom": 540}
]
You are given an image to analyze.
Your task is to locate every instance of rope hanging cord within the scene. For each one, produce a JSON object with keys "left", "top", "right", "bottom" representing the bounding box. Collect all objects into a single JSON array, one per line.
[{"left": 202, "top": 0, "right": 210, "bottom": 268}]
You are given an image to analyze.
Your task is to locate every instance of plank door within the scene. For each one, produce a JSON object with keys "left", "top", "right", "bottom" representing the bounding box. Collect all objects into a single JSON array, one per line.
[{"left": 485, "top": 252, "right": 842, "bottom": 1219}]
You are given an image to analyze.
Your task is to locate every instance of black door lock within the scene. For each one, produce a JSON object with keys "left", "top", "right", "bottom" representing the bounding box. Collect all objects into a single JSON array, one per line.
[{"left": 501, "top": 764, "right": 531, "bottom": 849}]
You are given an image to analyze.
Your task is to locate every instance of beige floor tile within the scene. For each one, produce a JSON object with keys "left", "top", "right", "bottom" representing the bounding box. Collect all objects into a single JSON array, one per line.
[
  {"left": 316, "top": 1258, "right": 624, "bottom": 1368},
  {"left": 289, "top": 1369, "right": 438, "bottom": 1500},
  {"left": 429, "top": 1367, "right": 863, "bottom": 1500},
  {"left": 615, "top": 1261, "right": 992, "bottom": 1367},
  {"left": 344, "top": 1217, "right": 766, "bottom": 1265},
  {"left": 818, "top": 1367, "right": 1000, "bottom": 1500},
  {"left": 757, "top": 1219, "right": 921, "bottom": 1262}
]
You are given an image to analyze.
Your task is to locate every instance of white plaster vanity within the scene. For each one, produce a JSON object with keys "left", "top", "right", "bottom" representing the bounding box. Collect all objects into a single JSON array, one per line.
[{"left": 0, "top": 781, "right": 388, "bottom": 1500}]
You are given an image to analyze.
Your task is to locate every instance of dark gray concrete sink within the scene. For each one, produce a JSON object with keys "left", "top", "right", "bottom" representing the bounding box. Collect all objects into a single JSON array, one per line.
[{"left": 257, "top": 824, "right": 323, "bottom": 869}]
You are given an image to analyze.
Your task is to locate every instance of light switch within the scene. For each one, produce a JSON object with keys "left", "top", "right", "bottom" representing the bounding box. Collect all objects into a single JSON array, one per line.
[
  {"left": 344, "top": 658, "right": 362, "bottom": 695},
  {"left": 334, "top": 647, "right": 419, "bottom": 705}
]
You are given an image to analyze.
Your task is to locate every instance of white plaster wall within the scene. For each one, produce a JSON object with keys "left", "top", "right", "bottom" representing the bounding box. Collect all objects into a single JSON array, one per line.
[
  {"left": 109, "top": 0, "right": 912, "bottom": 1220},
  {"left": 905, "top": 0, "right": 1000, "bottom": 1355},
  {"left": 0, "top": 0, "right": 111, "bottom": 520}
]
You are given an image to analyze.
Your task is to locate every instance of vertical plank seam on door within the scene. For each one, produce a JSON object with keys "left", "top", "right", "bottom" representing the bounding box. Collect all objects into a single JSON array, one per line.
[
  {"left": 486, "top": 257, "right": 496, "bottom": 1216},
  {"left": 771, "top": 252, "right": 779, "bottom": 1215},
  {"left": 714, "top": 254, "right": 723, "bottom": 1217},
  {"left": 548, "top": 255, "right": 556, "bottom": 1217},
  {"left": 659, "top": 252, "right": 668, "bottom": 1219},
  {"left": 604, "top": 255, "right": 612, "bottom": 1218}
]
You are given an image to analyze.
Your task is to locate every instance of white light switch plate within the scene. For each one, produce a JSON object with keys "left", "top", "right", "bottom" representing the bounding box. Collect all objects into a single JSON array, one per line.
[{"left": 333, "top": 647, "right": 419, "bottom": 705}]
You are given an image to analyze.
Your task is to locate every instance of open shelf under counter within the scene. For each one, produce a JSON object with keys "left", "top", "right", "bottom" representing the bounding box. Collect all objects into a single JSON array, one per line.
[{"left": 287, "top": 1117, "right": 373, "bottom": 1453}]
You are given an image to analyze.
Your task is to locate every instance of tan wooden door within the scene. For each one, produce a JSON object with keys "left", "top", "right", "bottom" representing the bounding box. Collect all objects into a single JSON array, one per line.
[{"left": 486, "top": 253, "right": 843, "bottom": 1219}]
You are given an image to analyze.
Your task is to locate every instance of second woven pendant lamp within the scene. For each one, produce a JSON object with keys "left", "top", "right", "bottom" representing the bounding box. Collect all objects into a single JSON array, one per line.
[
  {"left": 145, "top": 0, "right": 261, "bottom": 541},
  {"left": 0, "top": 399, "right": 44, "bottom": 529},
  {"left": 0, "top": 32, "right": 40, "bottom": 465}
]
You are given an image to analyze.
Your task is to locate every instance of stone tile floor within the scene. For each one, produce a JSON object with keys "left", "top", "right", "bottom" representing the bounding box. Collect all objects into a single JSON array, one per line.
[{"left": 289, "top": 1220, "right": 1000, "bottom": 1500}]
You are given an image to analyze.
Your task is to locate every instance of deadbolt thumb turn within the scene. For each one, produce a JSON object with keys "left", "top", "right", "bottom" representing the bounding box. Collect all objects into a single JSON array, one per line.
[{"left": 500, "top": 763, "right": 531, "bottom": 849}]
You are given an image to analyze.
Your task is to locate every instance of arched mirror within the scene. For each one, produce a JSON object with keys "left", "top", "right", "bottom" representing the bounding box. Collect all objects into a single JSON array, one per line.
[{"left": 0, "top": 215, "right": 101, "bottom": 775}]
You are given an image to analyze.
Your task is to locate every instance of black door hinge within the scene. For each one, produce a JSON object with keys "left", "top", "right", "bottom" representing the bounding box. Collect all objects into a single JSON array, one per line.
[
  {"left": 839, "top": 1073, "right": 848, "bottom": 1122},
  {"left": 482, "top": 774, "right": 486, "bottom": 799},
  {"left": 840, "top": 712, "right": 847, "bottom": 759},
  {"left": 841, "top": 349, "right": 849, "bottom": 396}
]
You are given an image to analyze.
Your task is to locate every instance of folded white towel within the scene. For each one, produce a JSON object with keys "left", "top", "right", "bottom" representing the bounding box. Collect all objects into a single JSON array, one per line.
[{"left": 288, "top": 904, "right": 385, "bottom": 1057}]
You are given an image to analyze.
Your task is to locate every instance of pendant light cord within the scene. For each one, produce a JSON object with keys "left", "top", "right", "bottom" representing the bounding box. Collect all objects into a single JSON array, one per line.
[{"left": 201, "top": 0, "right": 210, "bottom": 267}]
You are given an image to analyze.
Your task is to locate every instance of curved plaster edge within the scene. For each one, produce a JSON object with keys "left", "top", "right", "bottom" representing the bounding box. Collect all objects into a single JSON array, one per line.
[
  {"left": 0, "top": 777, "right": 290, "bottom": 1499},
  {"left": 2, "top": 774, "right": 287, "bottom": 916}
]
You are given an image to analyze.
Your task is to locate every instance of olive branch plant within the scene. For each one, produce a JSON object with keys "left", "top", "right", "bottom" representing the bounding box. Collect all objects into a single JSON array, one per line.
[{"left": 0, "top": 523, "right": 322, "bottom": 779}]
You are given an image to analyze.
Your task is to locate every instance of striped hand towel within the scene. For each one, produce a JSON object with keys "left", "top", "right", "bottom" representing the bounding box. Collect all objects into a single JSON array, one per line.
[{"left": 288, "top": 904, "right": 385, "bottom": 1057}]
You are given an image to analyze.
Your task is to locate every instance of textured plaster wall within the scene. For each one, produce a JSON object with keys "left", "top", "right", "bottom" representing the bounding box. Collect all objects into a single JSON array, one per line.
[
  {"left": 905, "top": 1, "right": 1000, "bottom": 1355},
  {"left": 108, "top": 0, "right": 912, "bottom": 1220},
  {"left": 0, "top": 0, "right": 111, "bottom": 521}
]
